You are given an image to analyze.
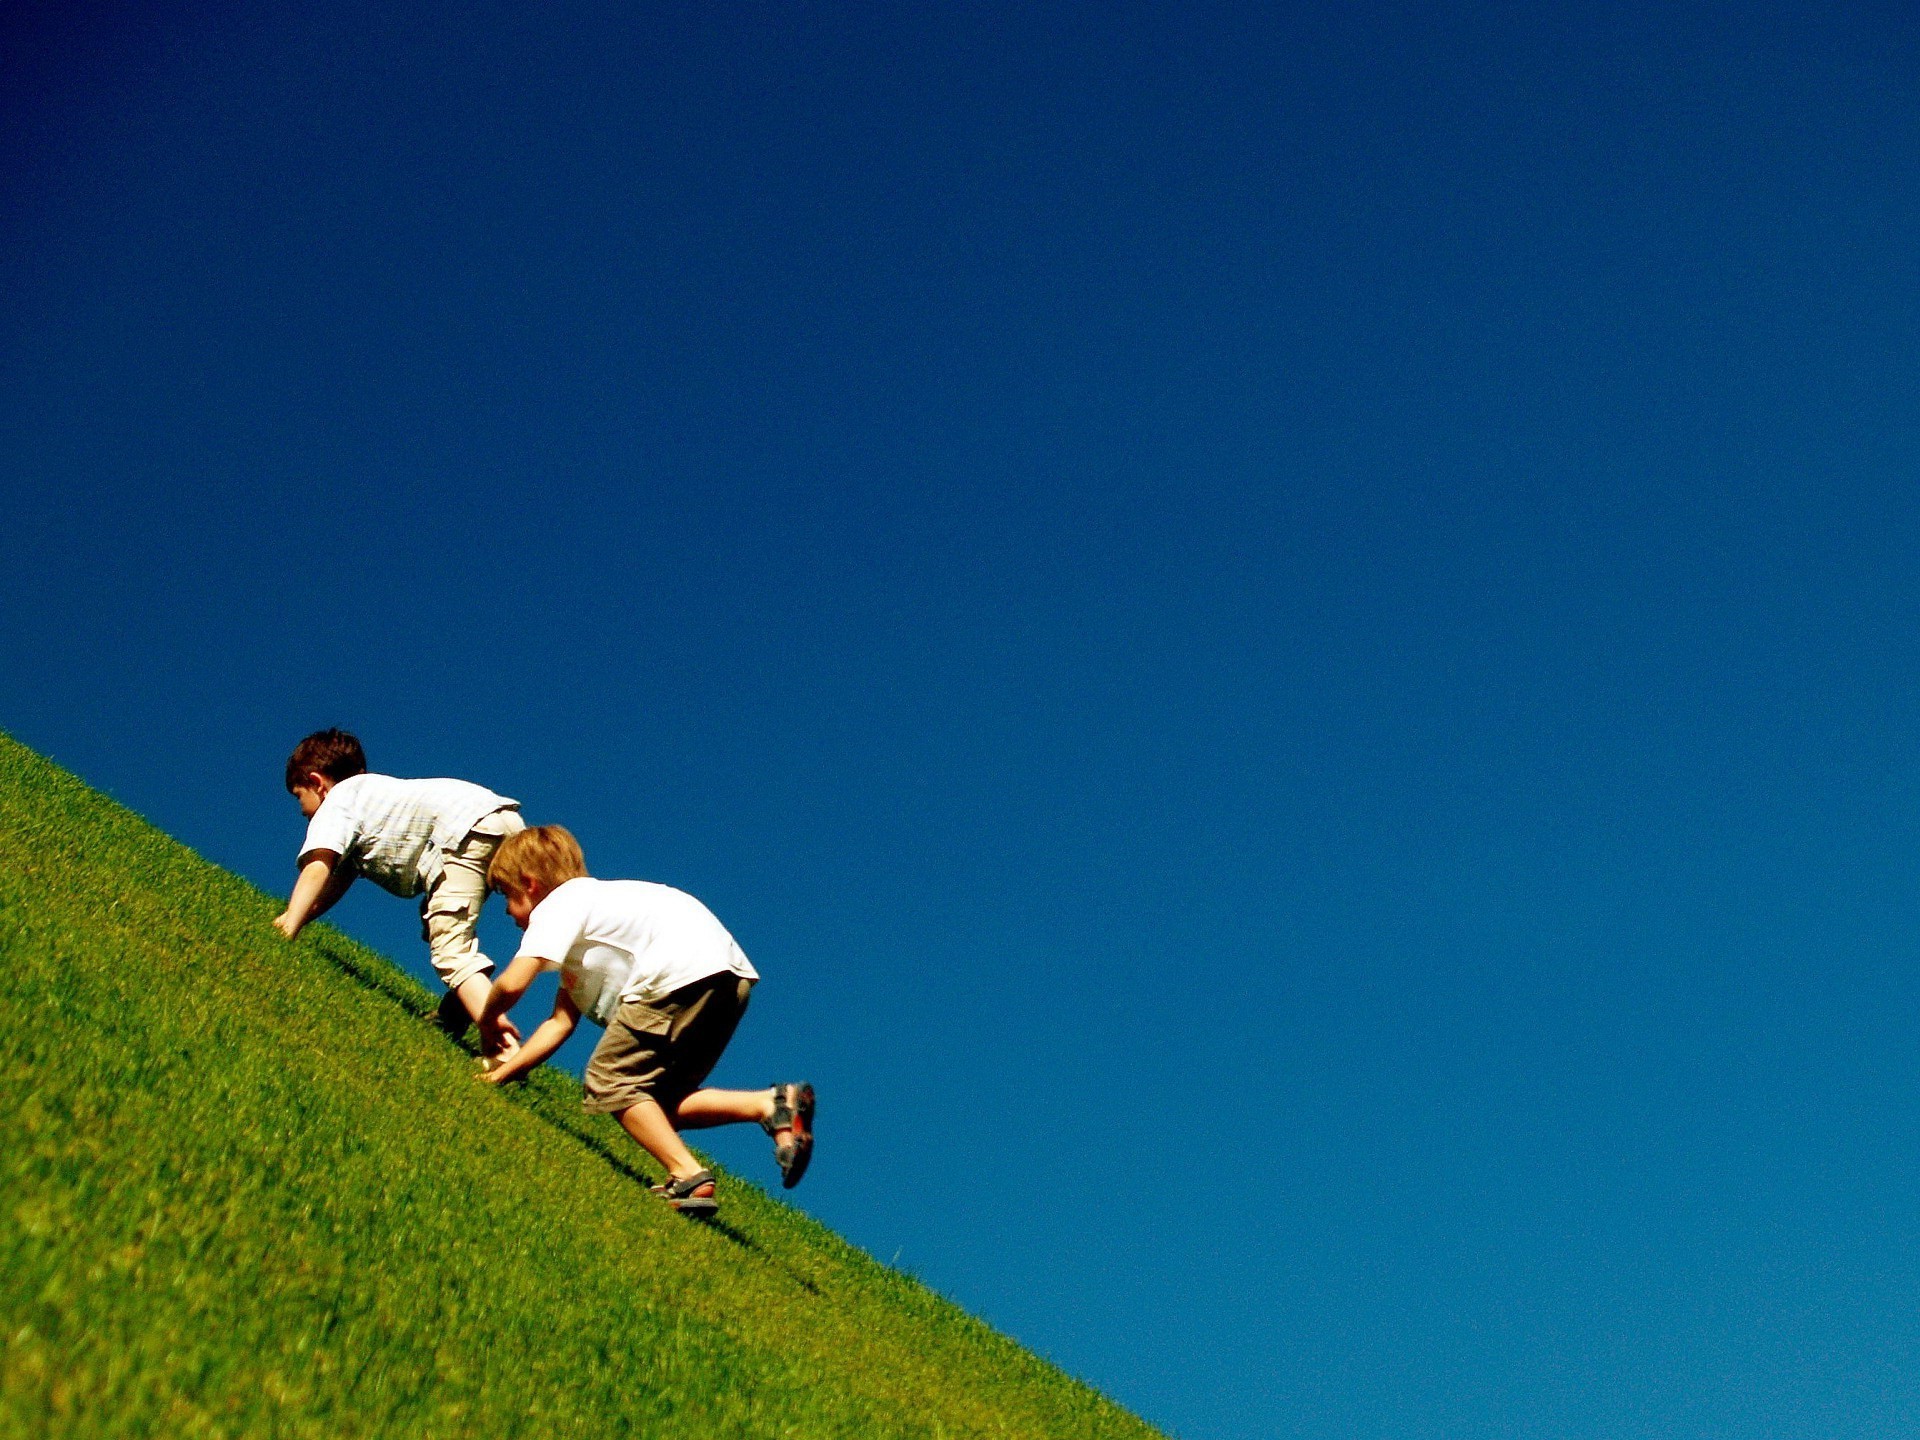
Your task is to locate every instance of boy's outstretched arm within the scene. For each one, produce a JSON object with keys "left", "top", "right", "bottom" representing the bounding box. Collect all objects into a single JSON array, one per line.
[
  {"left": 273, "top": 850, "right": 350, "bottom": 939},
  {"left": 477, "top": 951, "right": 543, "bottom": 1054},
  {"left": 484, "top": 985, "right": 579, "bottom": 1085}
]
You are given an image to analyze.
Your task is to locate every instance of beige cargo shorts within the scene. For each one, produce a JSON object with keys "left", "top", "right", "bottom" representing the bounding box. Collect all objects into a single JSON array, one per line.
[{"left": 419, "top": 808, "right": 525, "bottom": 990}]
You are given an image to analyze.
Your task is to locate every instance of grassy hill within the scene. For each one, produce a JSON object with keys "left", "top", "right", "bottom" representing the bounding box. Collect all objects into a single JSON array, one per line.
[{"left": 0, "top": 734, "right": 1164, "bottom": 1440}]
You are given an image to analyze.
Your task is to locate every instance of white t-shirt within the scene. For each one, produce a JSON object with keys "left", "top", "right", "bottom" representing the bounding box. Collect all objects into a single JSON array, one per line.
[
  {"left": 300, "top": 773, "right": 518, "bottom": 898},
  {"left": 513, "top": 876, "right": 758, "bottom": 1025}
]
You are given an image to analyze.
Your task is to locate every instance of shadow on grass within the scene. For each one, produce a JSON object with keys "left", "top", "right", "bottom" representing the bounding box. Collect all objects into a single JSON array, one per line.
[
  {"left": 310, "top": 930, "right": 820, "bottom": 1291},
  {"left": 310, "top": 934, "right": 438, "bottom": 1024},
  {"left": 495, "top": 1085, "right": 830, "bottom": 1291},
  {"left": 311, "top": 934, "right": 486, "bottom": 1052}
]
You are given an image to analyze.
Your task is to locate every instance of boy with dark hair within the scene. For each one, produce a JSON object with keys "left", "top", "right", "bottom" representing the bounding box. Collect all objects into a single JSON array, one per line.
[
  {"left": 480, "top": 824, "right": 814, "bottom": 1215},
  {"left": 274, "top": 728, "right": 525, "bottom": 1052}
]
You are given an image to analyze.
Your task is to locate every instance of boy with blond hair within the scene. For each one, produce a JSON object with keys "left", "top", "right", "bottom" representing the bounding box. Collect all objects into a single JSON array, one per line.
[
  {"left": 274, "top": 728, "right": 525, "bottom": 1053},
  {"left": 480, "top": 824, "right": 813, "bottom": 1215}
]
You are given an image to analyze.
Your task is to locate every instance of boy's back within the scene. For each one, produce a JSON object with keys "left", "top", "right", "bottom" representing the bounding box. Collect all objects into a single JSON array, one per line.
[
  {"left": 518, "top": 876, "right": 758, "bottom": 1023},
  {"left": 302, "top": 772, "right": 515, "bottom": 898}
]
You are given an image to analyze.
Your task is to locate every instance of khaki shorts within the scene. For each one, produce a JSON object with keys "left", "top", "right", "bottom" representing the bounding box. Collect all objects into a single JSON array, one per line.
[
  {"left": 419, "top": 808, "right": 525, "bottom": 991},
  {"left": 582, "top": 973, "right": 754, "bottom": 1116}
]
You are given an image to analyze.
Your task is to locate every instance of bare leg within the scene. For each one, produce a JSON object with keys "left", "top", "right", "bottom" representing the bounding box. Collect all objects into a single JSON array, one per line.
[
  {"left": 453, "top": 972, "right": 494, "bottom": 1025},
  {"left": 617, "top": 1099, "right": 707, "bottom": 1181},
  {"left": 677, "top": 1086, "right": 808, "bottom": 1189},
  {"left": 673, "top": 1087, "right": 776, "bottom": 1132}
]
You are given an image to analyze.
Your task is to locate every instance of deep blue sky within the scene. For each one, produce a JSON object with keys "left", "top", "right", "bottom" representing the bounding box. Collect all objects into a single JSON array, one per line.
[{"left": 7, "top": 4, "right": 1920, "bottom": 1437}]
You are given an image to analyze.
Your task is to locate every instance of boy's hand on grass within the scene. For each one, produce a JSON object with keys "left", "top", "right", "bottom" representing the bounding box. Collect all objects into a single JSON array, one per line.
[
  {"left": 474, "top": 1024, "right": 524, "bottom": 1085},
  {"left": 476, "top": 1054, "right": 522, "bottom": 1085},
  {"left": 480, "top": 1013, "right": 521, "bottom": 1052}
]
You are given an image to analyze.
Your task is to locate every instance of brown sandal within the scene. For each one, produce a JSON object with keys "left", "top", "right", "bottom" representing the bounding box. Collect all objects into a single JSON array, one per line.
[
  {"left": 761, "top": 1082, "right": 815, "bottom": 1189},
  {"left": 653, "top": 1169, "right": 718, "bottom": 1215}
]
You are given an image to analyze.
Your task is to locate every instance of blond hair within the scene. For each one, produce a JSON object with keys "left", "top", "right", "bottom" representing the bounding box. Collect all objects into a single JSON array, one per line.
[{"left": 488, "top": 824, "right": 589, "bottom": 897}]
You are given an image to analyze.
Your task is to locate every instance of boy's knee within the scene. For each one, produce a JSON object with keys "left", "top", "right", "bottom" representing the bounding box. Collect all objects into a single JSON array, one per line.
[{"left": 437, "top": 952, "right": 494, "bottom": 993}]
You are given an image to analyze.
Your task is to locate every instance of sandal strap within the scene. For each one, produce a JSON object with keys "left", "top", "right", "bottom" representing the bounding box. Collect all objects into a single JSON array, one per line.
[
  {"left": 761, "top": 1083, "right": 793, "bottom": 1137},
  {"left": 663, "top": 1168, "right": 715, "bottom": 1198}
]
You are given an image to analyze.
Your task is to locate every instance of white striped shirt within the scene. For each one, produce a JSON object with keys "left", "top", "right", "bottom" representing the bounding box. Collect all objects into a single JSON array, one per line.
[{"left": 299, "top": 773, "right": 517, "bottom": 898}]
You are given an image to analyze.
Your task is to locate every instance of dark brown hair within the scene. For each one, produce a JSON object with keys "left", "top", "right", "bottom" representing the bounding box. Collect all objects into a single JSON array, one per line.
[{"left": 285, "top": 729, "right": 368, "bottom": 791}]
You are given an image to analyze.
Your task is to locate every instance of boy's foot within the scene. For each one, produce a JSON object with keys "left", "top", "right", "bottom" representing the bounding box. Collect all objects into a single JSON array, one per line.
[
  {"left": 653, "top": 1169, "right": 718, "bottom": 1216},
  {"left": 761, "top": 1082, "right": 815, "bottom": 1189}
]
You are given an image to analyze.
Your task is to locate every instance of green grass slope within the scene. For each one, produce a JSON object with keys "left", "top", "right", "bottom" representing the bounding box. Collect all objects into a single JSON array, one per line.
[{"left": 0, "top": 734, "right": 1164, "bottom": 1440}]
